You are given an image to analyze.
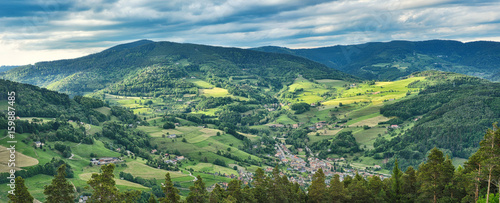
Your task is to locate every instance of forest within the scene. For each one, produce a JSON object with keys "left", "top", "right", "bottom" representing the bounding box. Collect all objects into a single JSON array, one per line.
[{"left": 7, "top": 124, "right": 500, "bottom": 203}]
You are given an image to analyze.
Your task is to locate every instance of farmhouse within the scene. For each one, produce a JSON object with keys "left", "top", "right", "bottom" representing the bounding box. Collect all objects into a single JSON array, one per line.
[
  {"left": 35, "top": 141, "right": 44, "bottom": 148},
  {"left": 91, "top": 157, "right": 121, "bottom": 165}
]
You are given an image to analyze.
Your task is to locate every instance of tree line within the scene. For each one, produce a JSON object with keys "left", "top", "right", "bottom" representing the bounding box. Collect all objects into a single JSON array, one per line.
[{"left": 9, "top": 124, "right": 499, "bottom": 202}]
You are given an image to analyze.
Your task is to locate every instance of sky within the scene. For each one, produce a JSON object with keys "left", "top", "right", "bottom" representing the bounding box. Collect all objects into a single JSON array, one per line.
[{"left": 1, "top": 0, "right": 500, "bottom": 66}]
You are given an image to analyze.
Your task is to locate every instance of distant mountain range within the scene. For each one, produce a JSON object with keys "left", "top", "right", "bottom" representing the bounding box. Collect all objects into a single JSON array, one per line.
[
  {"left": 0, "top": 40, "right": 355, "bottom": 96},
  {"left": 252, "top": 40, "right": 500, "bottom": 81}
]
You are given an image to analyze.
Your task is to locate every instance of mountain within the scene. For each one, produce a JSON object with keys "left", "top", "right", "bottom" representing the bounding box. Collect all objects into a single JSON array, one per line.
[
  {"left": 0, "top": 40, "right": 356, "bottom": 96},
  {"left": 377, "top": 73, "right": 500, "bottom": 169},
  {"left": 252, "top": 40, "right": 500, "bottom": 81},
  {"left": 0, "top": 79, "right": 107, "bottom": 122},
  {"left": 0, "top": 66, "right": 18, "bottom": 73}
]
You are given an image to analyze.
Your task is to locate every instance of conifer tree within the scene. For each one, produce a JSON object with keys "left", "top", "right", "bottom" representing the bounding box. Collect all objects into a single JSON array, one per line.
[
  {"left": 44, "top": 164, "right": 75, "bottom": 203},
  {"left": 209, "top": 184, "right": 225, "bottom": 203},
  {"left": 7, "top": 176, "right": 34, "bottom": 203},
  {"left": 149, "top": 193, "right": 158, "bottom": 203},
  {"left": 308, "top": 168, "right": 327, "bottom": 203},
  {"left": 401, "top": 166, "right": 417, "bottom": 202},
  {"left": 478, "top": 124, "right": 500, "bottom": 203},
  {"left": 187, "top": 175, "right": 208, "bottom": 203},
  {"left": 391, "top": 159, "right": 403, "bottom": 203},
  {"left": 270, "top": 165, "right": 287, "bottom": 202},
  {"left": 87, "top": 164, "right": 140, "bottom": 202},
  {"left": 417, "top": 148, "right": 453, "bottom": 203},
  {"left": 252, "top": 168, "right": 268, "bottom": 203},
  {"left": 329, "top": 174, "right": 348, "bottom": 203},
  {"left": 368, "top": 175, "right": 387, "bottom": 203},
  {"left": 226, "top": 179, "right": 242, "bottom": 202},
  {"left": 160, "top": 173, "right": 180, "bottom": 203},
  {"left": 347, "top": 172, "right": 371, "bottom": 202}
]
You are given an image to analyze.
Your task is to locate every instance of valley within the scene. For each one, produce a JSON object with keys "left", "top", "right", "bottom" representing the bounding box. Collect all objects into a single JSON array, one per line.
[{"left": 0, "top": 40, "right": 499, "bottom": 202}]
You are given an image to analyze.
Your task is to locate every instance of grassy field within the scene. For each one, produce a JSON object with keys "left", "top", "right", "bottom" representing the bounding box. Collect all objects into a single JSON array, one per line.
[
  {"left": 0, "top": 145, "right": 39, "bottom": 172},
  {"left": 284, "top": 77, "right": 330, "bottom": 104},
  {"left": 352, "top": 127, "right": 388, "bottom": 150},
  {"left": 199, "top": 88, "right": 229, "bottom": 97},
  {"left": 123, "top": 161, "right": 187, "bottom": 179},
  {"left": 322, "top": 77, "right": 424, "bottom": 106},
  {"left": 189, "top": 163, "right": 238, "bottom": 176},
  {"left": 79, "top": 172, "right": 148, "bottom": 189},
  {"left": 187, "top": 79, "right": 214, "bottom": 88}
]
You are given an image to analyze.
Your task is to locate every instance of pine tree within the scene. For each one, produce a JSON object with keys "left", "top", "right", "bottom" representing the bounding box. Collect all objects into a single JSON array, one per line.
[
  {"left": 187, "top": 175, "right": 208, "bottom": 203},
  {"left": 401, "top": 166, "right": 417, "bottom": 202},
  {"left": 368, "top": 175, "right": 387, "bottom": 203},
  {"left": 329, "top": 174, "right": 348, "bottom": 202},
  {"left": 44, "top": 164, "right": 75, "bottom": 203},
  {"left": 417, "top": 148, "right": 454, "bottom": 203},
  {"left": 160, "top": 173, "right": 180, "bottom": 203},
  {"left": 149, "top": 193, "right": 158, "bottom": 203},
  {"left": 209, "top": 184, "right": 225, "bottom": 203},
  {"left": 391, "top": 159, "right": 403, "bottom": 203},
  {"left": 7, "top": 176, "right": 34, "bottom": 203},
  {"left": 478, "top": 124, "right": 500, "bottom": 203},
  {"left": 87, "top": 164, "right": 140, "bottom": 202},
  {"left": 347, "top": 172, "right": 371, "bottom": 203},
  {"left": 270, "top": 165, "right": 288, "bottom": 202},
  {"left": 252, "top": 168, "right": 268, "bottom": 203},
  {"left": 240, "top": 185, "right": 256, "bottom": 203},
  {"left": 308, "top": 168, "right": 327, "bottom": 203},
  {"left": 226, "top": 179, "right": 242, "bottom": 202},
  {"left": 87, "top": 164, "right": 120, "bottom": 202}
]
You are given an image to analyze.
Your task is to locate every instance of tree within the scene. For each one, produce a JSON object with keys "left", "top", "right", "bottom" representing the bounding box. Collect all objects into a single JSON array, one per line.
[
  {"left": 391, "top": 159, "right": 402, "bottom": 203},
  {"left": 187, "top": 175, "right": 208, "bottom": 203},
  {"left": 149, "top": 193, "right": 158, "bottom": 203},
  {"left": 417, "top": 148, "right": 454, "bottom": 203},
  {"left": 308, "top": 168, "right": 327, "bottom": 203},
  {"left": 44, "top": 164, "right": 75, "bottom": 203},
  {"left": 401, "top": 166, "right": 417, "bottom": 202},
  {"left": 226, "top": 179, "right": 242, "bottom": 202},
  {"left": 209, "top": 184, "right": 225, "bottom": 203},
  {"left": 159, "top": 173, "right": 180, "bottom": 203},
  {"left": 329, "top": 174, "right": 348, "bottom": 203},
  {"left": 7, "top": 176, "right": 34, "bottom": 203},
  {"left": 252, "top": 168, "right": 268, "bottom": 203},
  {"left": 87, "top": 164, "right": 140, "bottom": 202},
  {"left": 347, "top": 172, "right": 371, "bottom": 202}
]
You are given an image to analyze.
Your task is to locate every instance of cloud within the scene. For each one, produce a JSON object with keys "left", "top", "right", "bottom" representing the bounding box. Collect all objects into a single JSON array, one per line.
[{"left": 1, "top": 0, "right": 500, "bottom": 65}]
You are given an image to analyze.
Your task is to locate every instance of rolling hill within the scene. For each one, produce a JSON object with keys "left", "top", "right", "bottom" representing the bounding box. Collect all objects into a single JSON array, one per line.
[
  {"left": 0, "top": 40, "right": 356, "bottom": 97},
  {"left": 252, "top": 40, "right": 500, "bottom": 81}
]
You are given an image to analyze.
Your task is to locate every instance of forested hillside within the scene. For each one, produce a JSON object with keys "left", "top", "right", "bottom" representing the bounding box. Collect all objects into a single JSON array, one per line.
[
  {"left": 0, "top": 79, "right": 106, "bottom": 122},
  {"left": 377, "top": 75, "right": 500, "bottom": 170},
  {"left": 0, "top": 40, "right": 356, "bottom": 96},
  {"left": 253, "top": 40, "right": 500, "bottom": 81}
]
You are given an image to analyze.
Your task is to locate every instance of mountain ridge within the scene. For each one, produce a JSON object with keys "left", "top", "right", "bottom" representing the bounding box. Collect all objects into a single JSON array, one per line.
[
  {"left": 0, "top": 40, "right": 357, "bottom": 96},
  {"left": 252, "top": 39, "right": 500, "bottom": 81}
]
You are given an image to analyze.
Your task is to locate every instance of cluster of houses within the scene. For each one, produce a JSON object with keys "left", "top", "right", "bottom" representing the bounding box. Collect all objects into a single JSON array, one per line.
[
  {"left": 308, "top": 121, "right": 328, "bottom": 131},
  {"left": 273, "top": 143, "right": 390, "bottom": 186},
  {"left": 163, "top": 154, "right": 185, "bottom": 164},
  {"left": 90, "top": 157, "right": 122, "bottom": 165}
]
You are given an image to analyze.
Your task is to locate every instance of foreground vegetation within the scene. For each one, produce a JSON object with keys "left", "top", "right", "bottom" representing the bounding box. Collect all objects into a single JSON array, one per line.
[{"left": 8, "top": 124, "right": 500, "bottom": 202}]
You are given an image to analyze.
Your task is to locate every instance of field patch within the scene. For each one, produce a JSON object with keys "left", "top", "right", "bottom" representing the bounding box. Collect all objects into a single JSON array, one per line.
[
  {"left": 187, "top": 79, "right": 214, "bottom": 88},
  {"left": 199, "top": 88, "right": 229, "bottom": 97},
  {"left": 123, "top": 161, "right": 187, "bottom": 179},
  {"left": 190, "top": 163, "right": 238, "bottom": 176},
  {"left": 79, "top": 172, "right": 148, "bottom": 189},
  {"left": 0, "top": 145, "right": 39, "bottom": 172}
]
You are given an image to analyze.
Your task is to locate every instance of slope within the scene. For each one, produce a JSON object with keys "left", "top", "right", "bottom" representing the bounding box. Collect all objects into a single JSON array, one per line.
[
  {"left": 0, "top": 40, "right": 357, "bottom": 97},
  {"left": 253, "top": 40, "right": 500, "bottom": 81}
]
